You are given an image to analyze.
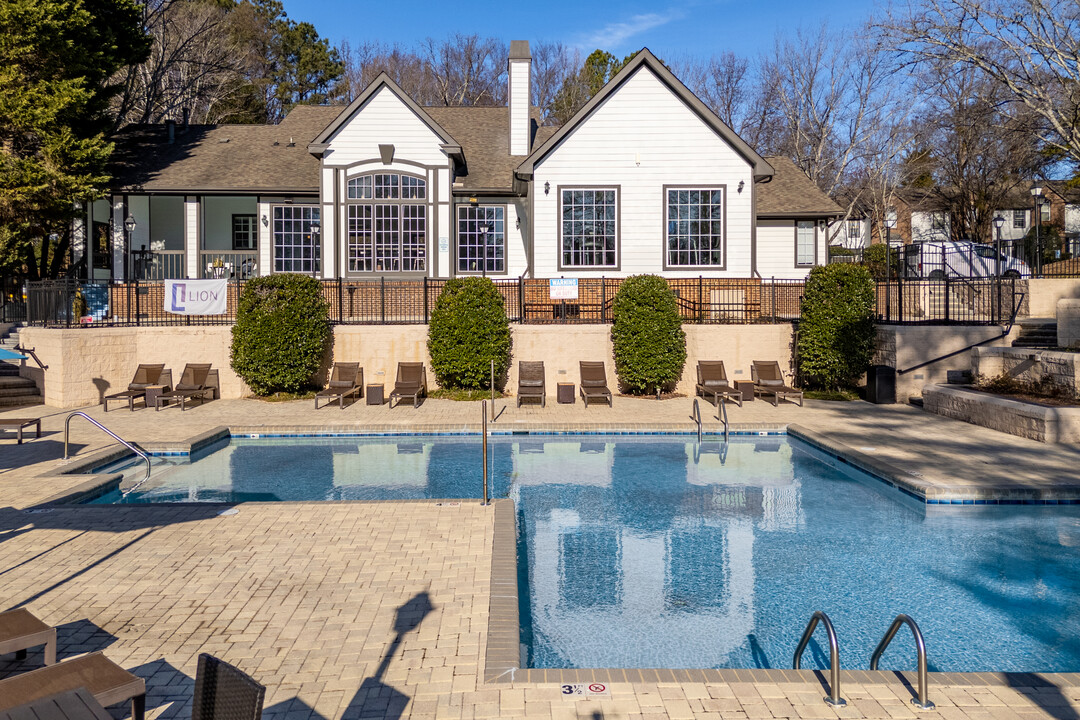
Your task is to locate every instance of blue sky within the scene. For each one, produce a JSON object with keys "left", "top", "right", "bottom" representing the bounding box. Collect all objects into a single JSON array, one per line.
[{"left": 291, "top": 0, "right": 880, "bottom": 59}]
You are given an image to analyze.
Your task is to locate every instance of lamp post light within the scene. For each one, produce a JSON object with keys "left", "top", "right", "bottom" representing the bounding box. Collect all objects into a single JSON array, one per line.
[
  {"left": 1031, "top": 184, "right": 1044, "bottom": 276},
  {"left": 885, "top": 213, "right": 897, "bottom": 279},
  {"left": 123, "top": 216, "right": 136, "bottom": 282},
  {"left": 478, "top": 223, "right": 491, "bottom": 278},
  {"left": 994, "top": 214, "right": 1006, "bottom": 321},
  {"left": 310, "top": 221, "right": 321, "bottom": 279}
]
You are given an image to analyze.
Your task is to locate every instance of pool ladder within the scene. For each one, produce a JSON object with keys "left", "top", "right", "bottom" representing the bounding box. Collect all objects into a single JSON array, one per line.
[
  {"left": 63, "top": 411, "right": 152, "bottom": 495},
  {"left": 793, "top": 611, "right": 935, "bottom": 710},
  {"left": 691, "top": 397, "right": 729, "bottom": 443}
]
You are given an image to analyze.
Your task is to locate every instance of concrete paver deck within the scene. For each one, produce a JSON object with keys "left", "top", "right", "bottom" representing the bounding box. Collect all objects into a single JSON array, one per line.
[{"left": 2, "top": 397, "right": 1079, "bottom": 719}]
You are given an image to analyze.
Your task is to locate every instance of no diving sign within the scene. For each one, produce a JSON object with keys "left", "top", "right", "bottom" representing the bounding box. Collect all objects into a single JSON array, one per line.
[{"left": 561, "top": 683, "right": 611, "bottom": 698}]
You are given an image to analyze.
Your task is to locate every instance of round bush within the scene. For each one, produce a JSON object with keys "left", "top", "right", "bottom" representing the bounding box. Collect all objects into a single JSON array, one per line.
[
  {"left": 796, "top": 264, "right": 876, "bottom": 390},
  {"left": 611, "top": 275, "right": 686, "bottom": 394},
  {"left": 427, "top": 277, "right": 511, "bottom": 389},
  {"left": 230, "top": 274, "right": 331, "bottom": 395},
  {"left": 859, "top": 243, "right": 900, "bottom": 279}
]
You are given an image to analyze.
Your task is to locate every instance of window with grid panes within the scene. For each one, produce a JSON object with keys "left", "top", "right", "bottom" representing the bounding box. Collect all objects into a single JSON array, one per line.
[
  {"left": 666, "top": 188, "right": 724, "bottom": 266},
  {"left": 232, "top": 214, "right": 256, "bottom": 250},
  {"left": 561, "top": 189, "right": 617, "bottom": 267},
  {"left": 272, "top": 205, "right": 320, "bottom": 273},
  {"left": 796, "top": 220, "right": 815, "bottom": 266},
  {"left": 457, "top": 206, "right": 505, "bottom": 273},
  {"left": 1013, "top": 209, "right": 1026, "bottom": 228},
  {"left": 346, "top": 173, "right": 427, "bottom": 273}
]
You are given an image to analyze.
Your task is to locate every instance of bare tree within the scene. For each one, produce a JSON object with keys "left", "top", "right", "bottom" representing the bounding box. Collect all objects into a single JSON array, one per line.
[
  {"left": 530, "top": 42, "right": 580, "bottom": 124},
  {"left": 421, "top": 34, "right": 507, "bottom": 106},
  {"left": 881, "top": 0, "right": 1080, "bottom": 169},
  {"left": 339, "top": 41, "right": 438, "bottom": 103}
]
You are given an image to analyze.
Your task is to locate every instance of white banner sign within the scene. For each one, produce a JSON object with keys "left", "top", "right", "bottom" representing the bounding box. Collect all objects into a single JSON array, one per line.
[
  {"left": 164, "top": 279, "right": 228, "bottom": 315},
  {"left": 549, "top": 278, "right": 579, "bottom": 300}
]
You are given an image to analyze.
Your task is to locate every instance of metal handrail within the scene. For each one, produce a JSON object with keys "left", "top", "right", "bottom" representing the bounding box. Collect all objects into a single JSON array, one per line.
[
  {"left": 481, "top": 401, "right": 489, "bottom": 506},
  {"left": 793, "top": 611, "right": 846, "bottom": 707},
  {"left": 718, "top": 396, "right": 729, "bottom": 442},
  {"left": 63, "top": 412, "right": 151, "bottom": 492},
  {"left": 870, "top": 614, "right": 935, "bottom": 710},
  {"left": 691, "top": 399, "right": 702, "bottom": 443}
]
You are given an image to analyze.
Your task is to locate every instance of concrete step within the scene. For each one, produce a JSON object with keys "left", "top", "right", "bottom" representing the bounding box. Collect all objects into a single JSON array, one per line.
[
  {"left": 0, "top": 395, "right": 43, "bottom": 407},
  {"left": 0, "top": 377, "right": 37, "bottom": 389},
  {"left": 0, "top": 385, "right": 39, "bottom": 398}
]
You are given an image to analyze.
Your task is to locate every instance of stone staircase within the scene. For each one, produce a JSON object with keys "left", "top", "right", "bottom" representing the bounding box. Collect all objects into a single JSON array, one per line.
[
  {"left": 0, "top": 324, "right": 43, "bottom": 407},
  {"left": 1011, "top": 318, "right": 1058, "bottom": 349}
]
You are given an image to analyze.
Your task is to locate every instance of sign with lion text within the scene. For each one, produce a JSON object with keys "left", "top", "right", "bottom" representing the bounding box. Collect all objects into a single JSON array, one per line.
[{"left": 164, "top": 279, "right": 228, "bottom": 315}]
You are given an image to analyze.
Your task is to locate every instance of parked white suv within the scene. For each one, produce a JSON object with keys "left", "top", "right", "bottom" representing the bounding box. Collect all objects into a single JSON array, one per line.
[{"left": 903, "top": 241, "right": 1030, "bottom": 279}]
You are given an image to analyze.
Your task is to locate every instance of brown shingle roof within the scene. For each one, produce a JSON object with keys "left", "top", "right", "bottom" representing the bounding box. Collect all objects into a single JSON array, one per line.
[{"left": 755, "top": 157, "right": 843, "bottom": 217}]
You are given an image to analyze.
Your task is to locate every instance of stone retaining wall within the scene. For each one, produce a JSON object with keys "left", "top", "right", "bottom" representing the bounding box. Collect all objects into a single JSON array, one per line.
[
  {"left": 971, "top": 346, "right": 1080, "bottom": 393},
  {"left": 922, "top": 384, "right": 1080, "bottom": 443}
]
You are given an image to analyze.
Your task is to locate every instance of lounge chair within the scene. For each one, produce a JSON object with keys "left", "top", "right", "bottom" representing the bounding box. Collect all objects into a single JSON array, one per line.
[
  {"left": 517, "top": 361, "right": 546, "bottom": 407},
  {"left": 751, "top": 360, "right": 804, "bottom": 406},
  {"left": 103, "top": 364, "right": 166, "bottom": 412},
  {"left": 389, "top": 362, "right": 427, "bottom": 408},
  {"left": 0, "top": 651, "right": 146, "bottom": 720},
  {"left": 0, "top": 418, "right": 41, "bottom": 444},
  {"left": 0, "top": 608, "right": 56, "bottom": 666},
  {"left": 579, "top": 361, "right": 613, "bottom": 408},
  {"left": 154, "top": 363, "right": 212, "bottom": 411},
  {"left": 696, "top": 360, "right": 743, "bottom": 408},
  {"left": 193, "top": 653, "right": 265, "bottom": 720},
  {"left": 315, "top": 362, "right": 363, "bottom": 409}
]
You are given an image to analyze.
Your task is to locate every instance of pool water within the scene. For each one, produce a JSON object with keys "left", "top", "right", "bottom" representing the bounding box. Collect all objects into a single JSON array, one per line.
[{"left": 89, "top": 435, "right": 1080, "bottom": 672}]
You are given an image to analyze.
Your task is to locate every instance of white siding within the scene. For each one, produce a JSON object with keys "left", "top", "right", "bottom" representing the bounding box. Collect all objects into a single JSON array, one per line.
[
  {"left": 1067, "top": 204, "right": 1080, "bottom": 236},
  {"left": 911, "top": 211, "right": 950, "bottom": 243},
  {"left": 992, "top": 208, "right": 1029, "bottom": 242},
  {"left": 258, "top": 202, "right": 272, "bottom": 275},
  {"left": 509, "top": 59, "right": 530, "bottom": 155},
  {"left": 756, "top": 219, "right": 812, "bottom": 280},
  {"left": 532, "top": 66, "right": 755, "bottom": 278},
  {"left": 71, "top": 203, "right": 86, "bottom": 270},
  {"left": 508, "top": 199, "right": 528, "bottom": 276},
  {"left": 111, "top": 196, "right": 126, "bottom": 280},
  {"left": 185, "top": 197, "right": 199, "bottom": 279},
  {"left": 321, "top": 86, "right": 447, "bottom": 167},
  {"left": 827, "top": 218, "right": 871, "bottom": 249}
]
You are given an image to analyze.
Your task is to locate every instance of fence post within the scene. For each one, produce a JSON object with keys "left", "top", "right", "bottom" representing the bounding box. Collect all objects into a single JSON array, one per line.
[
  {"left": 601, "top": 277, "right": 606, "bottom": 323},
  {"left": 337, "top": 277, "right": 343, "bottom": 324},
  {"left": 898, "top": 275, "right": 904, "bottom": 323},
  {"left": 423, "top": 276, "right": 429, "bottom": 324},
  {"left": 944, "top": 275, "right": 950, "bottom": 322},
  {"left": 380, "top": 276, "right": 386, "bottom": 324},
  {"left": 772, "top": 278, "right": 777, "bottom": 323},
  {"left": 518, "top": 278, "right": 525, "bottom": 323},
  {"left": 697, "top": 276, "right": 703, "bottom": 324},
  {"left": 126, "top": 280, "right": 132, "bottom": 325},
  {"left": 135, "top": 278, "right": 140, "bottom": 327}
]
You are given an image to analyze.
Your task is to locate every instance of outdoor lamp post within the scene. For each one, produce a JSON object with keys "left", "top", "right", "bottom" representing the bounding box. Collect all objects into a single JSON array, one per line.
[
  {"left": 993, "top": 215, "right": 1005, "bottom": 277},
  {"left": 1031, "top": 184, "right": 1044, "bottom": 276},
  {"left": 123, "top": 216, "right": 136, "bottom": 282},
  {"left": 885, "top": 214, "right": 897, "bottom": 279},
  {"left": 478, "top": 223, "right": 491, "bottom": 278},
  {"left": 310, "top": 221, "right": 321, "bottom": 279}
]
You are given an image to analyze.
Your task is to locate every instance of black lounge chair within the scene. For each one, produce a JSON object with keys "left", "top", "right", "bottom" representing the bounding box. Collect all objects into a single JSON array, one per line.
[
  {"left": 695, "top": 360, "right": 743, "bottom": 408},
  {"left": 579, "top": 361, "right": 612, "bottom": 408},
  {"left": 155, "top": 363, "right": 213, "bottom": 411},
  {"left": 103, "top": 364, "right": 166, "bottom": 412},
  {"left": 390, "top": 362, "right": 427, "bottom": 408},
  {"left": 517, "top": 361, "right": 546, "bottom": 407},
  {"left": 751, "top": 360, "right": 804, "bottom": 407},
  {"left": 193, "top": 653, "right": 265, "bottom": 720},
  {"left": 315, "top": 362, "right": 363, "bottom": 409}
]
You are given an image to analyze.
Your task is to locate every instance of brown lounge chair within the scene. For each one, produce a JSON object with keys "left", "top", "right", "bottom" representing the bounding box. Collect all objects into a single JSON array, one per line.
[
  {"left": 315, "top": 362, "right": 364, "bottom": 409},
  {"left": 0, "top": 418, "right": 41, "bottom": 444},
  {"left": 0, "top": 651, "right": 146, "bottom": 720},
  {"left": 103, "top": 364, "right": 166, "bottom": 412},
  {"left": 155, "top": 363, "right": 212, "bottom": 411},
  {"left": 696, "top": 360, "right": 743, "bottom": 408},
  {"left": 390, "top": 362, "right": 427, "bottom": 408},
  {"left": 579, "top": 361, "right": 613, "bottom": 408},
  {"left": 0, "top": 608, "right": 56, "bottom": 666},
  {"left": 517, "top": 361, "right": 546, "bottom": 407},
  {"left": 751, "top": 360, "right": 804, "bottom": 406}
]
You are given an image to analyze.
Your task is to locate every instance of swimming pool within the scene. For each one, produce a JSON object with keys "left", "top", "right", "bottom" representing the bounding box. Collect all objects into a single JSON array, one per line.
[{"left": 86, "top": 434, "right": 1080, "bottom": 673}]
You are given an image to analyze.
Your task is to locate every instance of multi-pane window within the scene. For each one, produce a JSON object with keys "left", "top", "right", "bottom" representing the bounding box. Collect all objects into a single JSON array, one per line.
[
  {"left": 1013, "top": 209, "right": 1026, "bottom": 229},
  {"left": 457, "top": 206, "right": 505, "bottom": 273},
  {"left": 796, "top": 220, "right": 816, "bottom": 266},
  {"left": 666, "top": 188, "right": 723, "bottom": 267},
  {"left": 561, "top": 189, "right": 617, "bottom": 268},
  {"left": 346, "top": 172, "right": 427, "bottom": 273},
  {"left": 1040, "top": 201, "right": 1051, "bottom": 223},
  {"left": 272, "top": 206, "right": 319, "bottom": 273},
  {"left": 232, "top": 214, "right": 256, "bottom": 250},
  {"left": 847, "top": 220, "right": 862, "bottom": 240},
  {"left": 930, "top": 212, "right": 947, "bottom": 231}
]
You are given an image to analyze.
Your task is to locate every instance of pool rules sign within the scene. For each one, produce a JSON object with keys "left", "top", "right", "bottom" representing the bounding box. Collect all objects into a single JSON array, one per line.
[{"left": 165, "top": 279, "right": 228, "bottom": 315}]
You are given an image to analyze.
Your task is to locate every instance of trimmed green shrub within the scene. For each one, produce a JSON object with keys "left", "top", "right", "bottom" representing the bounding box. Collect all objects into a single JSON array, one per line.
[
  {"left": 427, "top": 277, "right": 511, "bottom": 389},
  {"left": 611, "top": 274, "right": 686, "bottom": 394},
  {"left": 859, "top": 243, "right": 900, "bottom": 279},
  {"left": 796, "top": 264, "right": 876, "bottom": 391},
  {"left": 231, "top": 274, "right": 331, "bottom": 395}
]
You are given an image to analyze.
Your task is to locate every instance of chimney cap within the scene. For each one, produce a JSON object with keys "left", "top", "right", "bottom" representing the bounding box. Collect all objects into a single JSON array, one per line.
[{"left": 509, "top": 40, "right": 531, "bottom": 60}]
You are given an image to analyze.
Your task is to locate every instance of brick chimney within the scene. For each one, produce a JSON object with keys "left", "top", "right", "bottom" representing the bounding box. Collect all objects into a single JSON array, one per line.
[{"left": 508, "top": 40, "right": 531, "bottom": 156}]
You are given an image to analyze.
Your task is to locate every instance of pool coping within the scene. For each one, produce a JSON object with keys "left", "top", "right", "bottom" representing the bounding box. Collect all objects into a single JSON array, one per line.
[{"left": 482, "top": 498, "right": 1080, "bottom": 692}]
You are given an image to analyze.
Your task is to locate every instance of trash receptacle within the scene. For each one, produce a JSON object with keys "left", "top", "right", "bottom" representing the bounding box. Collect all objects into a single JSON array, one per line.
[{"left": 866, "top": 365, "right": 896, "bottom": 404}]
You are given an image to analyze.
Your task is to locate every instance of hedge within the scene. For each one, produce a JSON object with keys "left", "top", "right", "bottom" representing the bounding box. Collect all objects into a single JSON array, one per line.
[
  {"left": 427, "top": 277, "right": 512, "bottom": 389},
  {"left": 796, "top": 264, "right": 876, "bottom": 390},
  {"left": 611, "top": 274, "right": 686, "bottom": 394}
]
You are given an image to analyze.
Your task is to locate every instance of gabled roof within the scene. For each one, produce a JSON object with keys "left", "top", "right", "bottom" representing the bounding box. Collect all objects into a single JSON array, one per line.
[
  {"left": 515, "top": 48, "right": 774, "bottom": 181},
  {"left": 308, "top": 73, "right": 457, "bottom": 154},
  {"left": 756, "top": 157, "right": 843, "bottom": 218}
]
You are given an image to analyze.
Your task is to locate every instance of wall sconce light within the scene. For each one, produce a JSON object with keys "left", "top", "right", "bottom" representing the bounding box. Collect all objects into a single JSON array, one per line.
[
  {"left": 515, "top": 216, "right": 521, "bottom": 230},
  {"left": 738, "top": 180, "right": 745, "bottom": 194},
  {"left": 261, "top": 215, "right": 268, "bottom": 227},
  {"left": 544, "top": 181, "right": 550, "bottom": 195}
]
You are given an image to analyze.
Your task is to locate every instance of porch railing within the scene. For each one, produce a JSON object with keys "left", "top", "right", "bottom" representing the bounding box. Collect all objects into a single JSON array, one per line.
[
  {"left": 134, "top": 250, "right": 186, "bottom": 281},
  {"left": 199, "top": 251, "right": 258, "bottom": 279}
]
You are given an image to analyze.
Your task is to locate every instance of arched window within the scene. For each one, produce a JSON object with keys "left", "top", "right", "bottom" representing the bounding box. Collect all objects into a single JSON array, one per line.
[{"left": 347, "top": 173, "right": 427, "bottom": 272}]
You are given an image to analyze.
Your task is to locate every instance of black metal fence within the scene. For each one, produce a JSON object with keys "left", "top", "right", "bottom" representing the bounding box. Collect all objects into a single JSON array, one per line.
[
  {"left": 829, "top": 238, "right": 1080, "bottom": 279},
  {"left": 873, "top": 277, "right": 1024, "bottom": 325}
]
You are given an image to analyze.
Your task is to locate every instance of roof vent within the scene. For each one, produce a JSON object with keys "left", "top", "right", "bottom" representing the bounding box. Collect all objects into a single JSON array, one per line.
[
  {"left": 165, "top": 119, "right": 176, "bottom": 144},
  {"left": 287, "top": 137, "right": 295, "bottom": 147},
  {"left": 218, "top": 138, "right": 230, "bottom": 144}
]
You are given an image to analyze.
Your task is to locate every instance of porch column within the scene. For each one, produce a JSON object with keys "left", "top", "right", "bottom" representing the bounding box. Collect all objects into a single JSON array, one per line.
[
  {"left": 321, "top": 167, "right": 336, "bottom": 279},
  {"left": 258, "top": 201, "right": 272, "bottom": 275},
  {"left": 71, "top": 201, "right": 86, "bottom": 276},
  {"left": 185, "top": 196, "right": 199, "bottom": 279},
  {"left": 111, "top": 196, "right": 126, "bottom": 280}
]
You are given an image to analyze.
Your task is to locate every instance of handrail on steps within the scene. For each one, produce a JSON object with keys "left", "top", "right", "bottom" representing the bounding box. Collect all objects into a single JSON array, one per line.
[
  {"left": 793, "top": 611, "right": 846, "bottom": 707},
  {"left": 870, "top": 614, "right": 935, "bottom": 710},
  {"left": 64, "top": 411, "right": 151, "bottom": 494}
]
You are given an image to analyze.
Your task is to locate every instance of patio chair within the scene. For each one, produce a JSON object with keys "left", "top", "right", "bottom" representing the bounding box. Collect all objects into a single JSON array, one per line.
[
  {"left": 517, "top": 361, "right": 546, "bottom": 408},
  {"left": 0, "top": 608, "right": 56, "bottom": 666},
  {"left": 579, "top": 361, "right": 613, "bottom": 408},
  {"left": 315, "top": 362, "right": 363, "bottom": 409},
  {"left": 751, "top": 360, "right": 804, "bottom": 407},
  {"left": 696, "top": 360, "right": 743, "bottom": 408},
  {"left": 389, "top": 362, "right": 427, "bottom": 408},
  {"left": 192, "top": 653, "right": 265, "bottom": 720},
  {"left": 0, "top": 651, "right": 146, "bottom": 720},
  {"left": 154, "top": 363, "right": 213, "bottom": 411},
  {"left": 103, "top": 364, "right": 166, "bottom": 412}
]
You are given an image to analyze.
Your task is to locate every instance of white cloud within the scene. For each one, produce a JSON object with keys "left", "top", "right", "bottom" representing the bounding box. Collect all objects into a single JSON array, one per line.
[{"left": 582, "top": 10, "right": 682, "bottom": 50}]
